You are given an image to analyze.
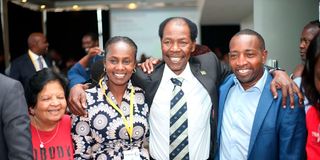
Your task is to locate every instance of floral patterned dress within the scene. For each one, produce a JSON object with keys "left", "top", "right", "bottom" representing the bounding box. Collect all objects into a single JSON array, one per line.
[{"left": 72, "top": 79, "right": 149, "bottom": 159}]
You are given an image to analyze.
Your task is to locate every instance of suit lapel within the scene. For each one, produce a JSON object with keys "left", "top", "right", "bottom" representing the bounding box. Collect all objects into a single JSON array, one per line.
[
  {"left": 247, "top": 74, "right": 273, "bottom": 157},
  {"left": 26, "top": 54, "right": 37, "bottom": 73}
]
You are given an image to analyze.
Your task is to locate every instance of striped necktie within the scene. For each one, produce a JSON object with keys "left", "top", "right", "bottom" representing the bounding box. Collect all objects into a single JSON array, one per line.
[
  {"left": 170, "top": 77, "right": 189, "bottom": 160},
  {"left": 37, "top": 56, "right": 44, "bottom": 70}
]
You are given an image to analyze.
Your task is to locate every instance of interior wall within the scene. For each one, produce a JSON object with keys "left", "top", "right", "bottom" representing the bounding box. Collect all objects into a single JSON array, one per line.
[
  {"left": 110, "top": 8, "right": 199, "bottom": 60},
  {"left": 254, "top": 0, "right": 318, "bottom": 73}
]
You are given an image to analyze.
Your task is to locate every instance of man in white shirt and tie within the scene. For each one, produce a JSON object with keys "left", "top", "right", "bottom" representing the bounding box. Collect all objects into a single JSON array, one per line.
[{"left": 10, "top": 32, "right": 50, "bottom": 90}]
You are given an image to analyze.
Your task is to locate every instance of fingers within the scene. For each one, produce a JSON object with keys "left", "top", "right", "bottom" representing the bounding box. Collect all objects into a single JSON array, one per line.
[
  {"left": 68, "top": 84, "right": 87, "bottom": 116},
  {"left": 88, "top": 47, "right": 103, "bottom": 56},
  {"left": 139, "top": 58, "right": 157, "bottom": 74},
  {"left": 288, "top": 83, "right": 295, "bottom": 108},
  {"left": 280, "top": 84, "right": 288, "bottom": 108},
  {"left": 270, "top": 80, "right": 278, "bottom": 99},
  {"left": 292, "top": 82, "right": 304, "bottom": 106}
]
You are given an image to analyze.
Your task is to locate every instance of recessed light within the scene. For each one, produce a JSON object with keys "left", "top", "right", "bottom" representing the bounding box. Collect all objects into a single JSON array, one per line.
[
  {"left": 73, "top": 5, "right": 80, "bottom": 10},
  {"left": 127, "top": 3, "right": 137, "bottom": 10},
  {"left": 40, "top": 5, "right": 46, "bottom": 9},
  {"left": 21, "top": 0, "right": 27, "bottom": 3}
]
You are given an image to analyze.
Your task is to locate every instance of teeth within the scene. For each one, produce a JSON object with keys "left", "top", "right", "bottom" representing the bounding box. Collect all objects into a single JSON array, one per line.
[
  {"left": 238, "top": 69, "right": 249, "bottom": 74},
  {"left": 48, "top": 109, "right": 59, "bottom": 113},
  {"left": 170, "top": 57, "right": 181, "bottom": 63},
  {"left": 114, "top": 73, "right": 125, "bottom": 78}
]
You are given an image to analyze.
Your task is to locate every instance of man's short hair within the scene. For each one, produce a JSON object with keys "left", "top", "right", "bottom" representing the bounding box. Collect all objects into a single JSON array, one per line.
[
  {"left": 158, "top": 17, "right": 198, "bottom": 41},
  {"left": 233, "top": 29, "right": 265, "bottom": 50}
]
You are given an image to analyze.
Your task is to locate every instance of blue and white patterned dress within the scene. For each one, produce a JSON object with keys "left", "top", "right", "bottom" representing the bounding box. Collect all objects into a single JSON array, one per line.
[{"left": 72, "top": 79, "right": 149, "bottom": 159}]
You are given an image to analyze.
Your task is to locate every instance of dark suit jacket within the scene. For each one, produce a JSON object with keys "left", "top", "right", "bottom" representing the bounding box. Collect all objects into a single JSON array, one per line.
[
  {"left": 0, "top": 74, "right": 33, "bottom": 160},
  {"left": 216, "top": 73, "right": 306, "bottom": 160},
  {"left": 132, "top": 52, "right": 231, "bottom": 157},
  {"left": 9, "top": 53, "right": 52, "bottom": 89}
]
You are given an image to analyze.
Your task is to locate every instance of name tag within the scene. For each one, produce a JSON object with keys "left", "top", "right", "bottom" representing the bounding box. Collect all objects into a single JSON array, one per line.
[{"left": 123, "top": 147, "right": 141, "bottom": 160}]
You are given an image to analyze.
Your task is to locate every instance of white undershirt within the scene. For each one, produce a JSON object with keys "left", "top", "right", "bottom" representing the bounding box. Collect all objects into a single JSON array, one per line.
[{"left": 149, "top": 63, "right": 212, "bottom": 160}]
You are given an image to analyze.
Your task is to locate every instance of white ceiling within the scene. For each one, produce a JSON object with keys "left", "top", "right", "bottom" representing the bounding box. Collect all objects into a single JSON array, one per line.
[{"left": 11, "top": 0, "right": 253, "bottom": 25}]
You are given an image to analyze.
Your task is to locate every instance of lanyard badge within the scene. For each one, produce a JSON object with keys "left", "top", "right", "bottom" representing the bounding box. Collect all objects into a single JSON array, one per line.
[{"left": 99, "top": 78, "right": 135, "bottom": 142}]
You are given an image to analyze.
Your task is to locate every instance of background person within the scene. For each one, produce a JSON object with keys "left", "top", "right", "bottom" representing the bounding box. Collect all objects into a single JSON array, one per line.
[
  {"left": 71, "top": 36, "right": 149, "bottom": 159},
  {"left": 10, "top": 32, "right": 51, "bottom": 90},
  {"left": 67, "top": 32, "right": 104, "bottom": 88},
  {"left": 26, "top": 68, "right": 73, "bottom": 159},
  {"left": 302, "top": 32, "right": 320, "bottom": 159}
]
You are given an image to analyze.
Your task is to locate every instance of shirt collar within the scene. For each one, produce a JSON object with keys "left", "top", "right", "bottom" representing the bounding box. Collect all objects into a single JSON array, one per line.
[
  {"left": 233, "top": 67, "right": 268, "bottom": 93},
  {"left": 163, "top": 62, "right": 193, "bottom": 85},
  {"left": 28, "top": 49, "right": 41, "bottom": 60}
]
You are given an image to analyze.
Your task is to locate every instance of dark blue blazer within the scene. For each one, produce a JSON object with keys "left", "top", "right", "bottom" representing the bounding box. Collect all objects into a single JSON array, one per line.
[
  {"left": 215, "top": 73, "right": 306, "bottom": 160},
  {"left": 9, "top": 53, "right": 51, "bottom": 89}
]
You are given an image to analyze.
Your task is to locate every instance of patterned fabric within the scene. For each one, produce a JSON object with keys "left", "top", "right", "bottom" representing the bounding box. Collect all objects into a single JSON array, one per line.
[
  {"left": 72, "top": 79, "right": 149, "bottom": 159},
  {"left": 169, "top": 77, "right": 189, "bottom": 160}
]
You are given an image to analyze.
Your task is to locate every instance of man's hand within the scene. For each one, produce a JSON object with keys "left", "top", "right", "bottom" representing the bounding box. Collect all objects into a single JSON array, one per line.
[
  {"left": 270, "top": 70, "right": 304, "bottom": 108},
  {"left": 87, "top": 47, "right": 103, "bottom": 57},
  {"left": 138, "top": 57, "right": 160, "bottom": 74},
  {"left": 68, "top": 83, "right": 89, "bottom": 116}
]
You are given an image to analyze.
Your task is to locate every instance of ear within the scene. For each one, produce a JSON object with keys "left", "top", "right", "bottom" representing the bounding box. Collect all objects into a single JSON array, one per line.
[
  {"left": 191, "top": 41, "right": 196, "bottom": 53},
  {"left": 262, "top": 49, "right": 268, "bottom": 64},
  {"left": 29, "top": 107, "right": 35, "bottom": 116}
]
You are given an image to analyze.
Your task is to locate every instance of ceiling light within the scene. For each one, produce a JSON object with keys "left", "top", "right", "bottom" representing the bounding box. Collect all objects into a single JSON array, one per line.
[
  {"left": 73, "top": 5, "right": 80, "bottom": 10},
  {"left": 21, "top": 0, "right": 27, "bottom": 3},
  {"left": 40, "top": 5, "right": 46, "bottom": 9},
  {"left": 127, "top": 3, "right": 137, "bottom": 10}
]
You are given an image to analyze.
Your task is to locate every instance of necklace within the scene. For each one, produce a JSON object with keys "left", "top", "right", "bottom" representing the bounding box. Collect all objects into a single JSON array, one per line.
[{"left": 34, "top": 119, "right": 60, "bottom": 149}]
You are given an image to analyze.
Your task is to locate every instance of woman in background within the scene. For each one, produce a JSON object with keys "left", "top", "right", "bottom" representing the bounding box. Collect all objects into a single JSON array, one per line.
[
  {"left": 26, "top": 68, "right": 73, "bottom": 159},
  {"left": 71, "top": 36, "right": 149, "bottom": 159},
  {"left": 302, "top": 32, "right": 320, "bottom": 159}
]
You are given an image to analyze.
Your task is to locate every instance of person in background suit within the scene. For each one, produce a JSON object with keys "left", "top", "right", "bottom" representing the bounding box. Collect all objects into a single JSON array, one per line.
[
  {"left": 68, "top": 17, "right": 303, "bottom": 160},
  {"left": 9, "top": 32, "right": 51, "bottom": 90},
  {"left": 0, "top": 73, "right": 33, "bottom": 160},
  {"left": 216, "top": 29, "right": 306, "bottom": 160}
]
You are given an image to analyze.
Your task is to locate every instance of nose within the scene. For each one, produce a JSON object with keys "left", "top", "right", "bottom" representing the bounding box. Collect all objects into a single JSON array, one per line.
[
  {"left": 299, "top": 40, "right": 306, "bottom": 50},
  {"left": 236, "top": 54, "right": 248, "bottom": 67},
  {"left": 169, "top": 42, "right": 181, "bottom": 52},
  {"left": 115, "top": 62, "right": 125, "bottom": 70},
  {"left": 50, "top": 97, "right": 61, "bottom": 106}
]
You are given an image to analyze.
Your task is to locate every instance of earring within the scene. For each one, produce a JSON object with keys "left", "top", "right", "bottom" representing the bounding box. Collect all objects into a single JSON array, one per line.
[
  {"left": 133, "top": 68, "right": 136, "bottom": 73},
  {"left": 104, "top": 68, "right": 106, "bottom": 72}
]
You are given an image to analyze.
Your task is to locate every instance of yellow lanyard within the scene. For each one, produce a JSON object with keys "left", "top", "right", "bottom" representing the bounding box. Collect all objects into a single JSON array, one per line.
[{"left": 99, "top": 78, "right": 135, "bottom": 142}]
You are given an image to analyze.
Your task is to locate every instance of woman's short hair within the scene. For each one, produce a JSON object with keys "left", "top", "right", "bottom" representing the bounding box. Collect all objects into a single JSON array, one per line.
[{"left": 26, "top": 68, "right": 68, "bottom": 108}]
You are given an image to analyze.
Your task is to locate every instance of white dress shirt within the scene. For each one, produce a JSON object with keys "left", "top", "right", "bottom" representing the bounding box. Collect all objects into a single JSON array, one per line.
[
  {"left": 149, "top": 63, "right": 212, "bottom": 160},
  {"left": 28, "top": 50, "right": 48, "bottom": 71},
  {"left": 220, "top": 69, "right": 268, "bottom": 160}
]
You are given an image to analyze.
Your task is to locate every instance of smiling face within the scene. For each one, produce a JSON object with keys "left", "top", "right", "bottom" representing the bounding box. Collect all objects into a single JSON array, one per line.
[
  {"left": 161, "top": 19, "right": 195, "bottom": 75},
  {"left": 229, "top": 34, "right": 267, "bottom": 90},
  {"left": 30, "top": 80, "right": 66, "bottom": 126},
  {"left": 105, "top": 41, "right": 136, "bottom": 87}
]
